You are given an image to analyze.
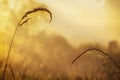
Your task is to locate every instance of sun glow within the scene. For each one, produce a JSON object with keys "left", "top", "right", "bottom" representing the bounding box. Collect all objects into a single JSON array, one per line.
[
  {"left": 0, "top": 0, "right": 120, "bottom": 79},
  {"left": 39, "top": 0, "right": 110, "bottom": 45},
  {"left": 0, "top": 0, "right": 119, "bottom": 47}
]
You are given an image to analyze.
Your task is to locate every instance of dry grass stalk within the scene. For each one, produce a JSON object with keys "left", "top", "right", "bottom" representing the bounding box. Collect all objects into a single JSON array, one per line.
[
  {"left": 72, "top": 48, "right": 120, "bottom": 69},
  {"left": 2, "top": 7, "right": 52, "bottom": 80},
  {"left": 18, "top": 69, "right": 27, "bottom": 80},
  {"left": 9, "top": 64, "right": 16, "bottom": 80},
  {"left": 72, "top": 48, "right": 120, "bottom": 80},
  {"left": 99, "top": 61, "right": 107, "bottom": 80}
]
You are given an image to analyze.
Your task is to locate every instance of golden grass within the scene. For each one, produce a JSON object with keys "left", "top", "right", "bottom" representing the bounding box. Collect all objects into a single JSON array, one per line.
[{"left": 2, "top": 7, "right": 52, "bottom": 80}]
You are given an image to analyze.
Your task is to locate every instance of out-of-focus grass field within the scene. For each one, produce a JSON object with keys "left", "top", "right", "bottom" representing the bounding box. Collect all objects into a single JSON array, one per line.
[{"left": 0, "top": 0, "right": 120, "bottom": 80}]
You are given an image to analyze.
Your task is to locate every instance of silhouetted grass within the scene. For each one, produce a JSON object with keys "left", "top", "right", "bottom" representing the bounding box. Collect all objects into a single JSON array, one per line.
[
  {"left": 2, "top": 7, "right": 52, "bottom": 80},
  {"left": 72, "top": 48, "right": 120, "bottom": 80},
  {"left": 0, "top": 2, "right": 119, "bottom": 80},
  {"left": 99, "top": 61, "right": 107, "bottom": 80},
  {"left": 18, "top": 68, "right": 27, "bottom": 80},
  {"left": 9, "top": 64, "right": 16, "bottom": 80},
  {"left": 72, "top": 48, "right": 120, "bottom": 68}
]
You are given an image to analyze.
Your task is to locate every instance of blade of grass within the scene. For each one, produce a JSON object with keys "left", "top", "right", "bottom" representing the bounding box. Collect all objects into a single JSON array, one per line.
[
  {"left": 72, "top": 48, "right": 120, "bottom": 69},
  {"left": 9, "top": 64, "right": 16, "bottom": 80},
  {"left": 18, "top": 70, "right": 26, "bottom": 80},
  {"left": 2, "top": 7, "right": 52, "bottom": 80},
  {"left": 99, "top": 61, "right": 107, "bottom": 80}
]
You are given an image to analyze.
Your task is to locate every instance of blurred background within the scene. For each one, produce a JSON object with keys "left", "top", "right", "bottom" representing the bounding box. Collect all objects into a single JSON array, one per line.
[{"left": 0, "top": 0, "right": 120, "bottom": 80}]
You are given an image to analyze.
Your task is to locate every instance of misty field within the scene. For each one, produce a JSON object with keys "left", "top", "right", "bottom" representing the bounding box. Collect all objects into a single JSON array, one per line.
[{"left": 0, "top": 0, "right": 120, "bottom": 80}]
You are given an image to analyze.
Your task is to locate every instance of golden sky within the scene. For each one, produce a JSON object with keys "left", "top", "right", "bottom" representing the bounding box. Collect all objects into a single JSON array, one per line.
[
  {"left": 0, "top": 0, "right": 120, "bottom": 78},
  {"left": 37, "top": 0, "right": 120, "bottom": 46},
  {"left": 0, "top": 0, "right": 120, "bottom": 46}
]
